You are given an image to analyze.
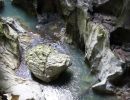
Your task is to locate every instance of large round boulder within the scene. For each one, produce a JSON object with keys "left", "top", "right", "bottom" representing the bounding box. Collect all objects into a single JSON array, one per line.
[{"left": 25, "top": 44, "right": 71, "bottom": 82}]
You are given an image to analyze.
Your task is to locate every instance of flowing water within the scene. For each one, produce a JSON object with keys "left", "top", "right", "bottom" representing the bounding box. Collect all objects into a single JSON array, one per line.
[
  {"left": 0, "top": 0, "right": 117, "bottom": 100},
  {"left": 0, "top": 0, "right": 37, "bottom": 30}
]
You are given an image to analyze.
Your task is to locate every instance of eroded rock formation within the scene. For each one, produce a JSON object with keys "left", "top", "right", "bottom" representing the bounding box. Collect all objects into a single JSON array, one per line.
[
  {"left": 1, "top": 0, "right": 130, "bottom": 98},
  {"left": 12, "top": 0, "right": 128, "bottom": 94},
  {"left": 0, "top": 17, "right": 19, "bottom": 72},
  {"left": 0, "top": 17, "right": 45, "bottom": 100},
  {"left": 0, "top": 16, "right": 72, "bottom": 99},
  {"left": 57, "top": 0, "right": 130, "bottom": 94}
]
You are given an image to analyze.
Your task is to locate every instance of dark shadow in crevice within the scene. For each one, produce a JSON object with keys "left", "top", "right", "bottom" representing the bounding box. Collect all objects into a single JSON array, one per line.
[
  {"left": 107, "top": 62, "right": 130, "bottom": 88},
  {"left": 107, "top": 27, "right": 130, "bottom": 87},
  {"left": 36, "top": 0, "right": 59, "bottom": 14},
  {"left": 93, "top": 0, "right": 124, "bottom": 16},
  {"left": 110, "top": 27, "right": 130, "bottom": 46}
]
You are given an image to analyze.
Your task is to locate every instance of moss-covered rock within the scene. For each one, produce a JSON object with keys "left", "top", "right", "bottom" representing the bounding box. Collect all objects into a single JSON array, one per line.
[{"left": 25, "top": 44, "right": 71, "bottom": 82}]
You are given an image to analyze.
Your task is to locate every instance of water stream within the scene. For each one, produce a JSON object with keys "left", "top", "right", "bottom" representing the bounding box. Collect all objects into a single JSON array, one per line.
[
  {"left": 0, "top": 0, "right": 117, "bottom": 100},
  {"left": 0, "top": 0, "right": 37, "bottom": 30}
]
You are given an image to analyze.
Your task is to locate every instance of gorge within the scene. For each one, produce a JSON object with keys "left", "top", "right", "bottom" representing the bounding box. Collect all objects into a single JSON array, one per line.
[{"left": 0, "top": 0, "right": 130, "bottom": 100}]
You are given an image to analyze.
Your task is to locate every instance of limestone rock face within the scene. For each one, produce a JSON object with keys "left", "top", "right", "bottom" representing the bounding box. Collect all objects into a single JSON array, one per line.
[
  {"left": 25, "top": 45, "right": 71, "bottom": 82},
  {"left": 2, "top": 17, "right": 26, "bottom": 33},
  {"left": 81, "top": 20, "right": 123, "bottom": 94},
  {"left": 0, "top": 17, "right": 19, "bottom": 71}
]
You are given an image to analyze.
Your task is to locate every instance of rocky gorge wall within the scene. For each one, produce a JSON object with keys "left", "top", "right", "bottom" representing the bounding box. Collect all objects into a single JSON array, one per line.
[
  {"left": 58, "top": 0, "right": 130, "bottom": 94},
  {"left": 0, "top": 17, "right": 46, "bottom": 100},
  {"left": 34, "top": 0, "right": 130, "bottom": 94},
  {"left": 3, "top": 0, "right": 130, "bottom": 96}
]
